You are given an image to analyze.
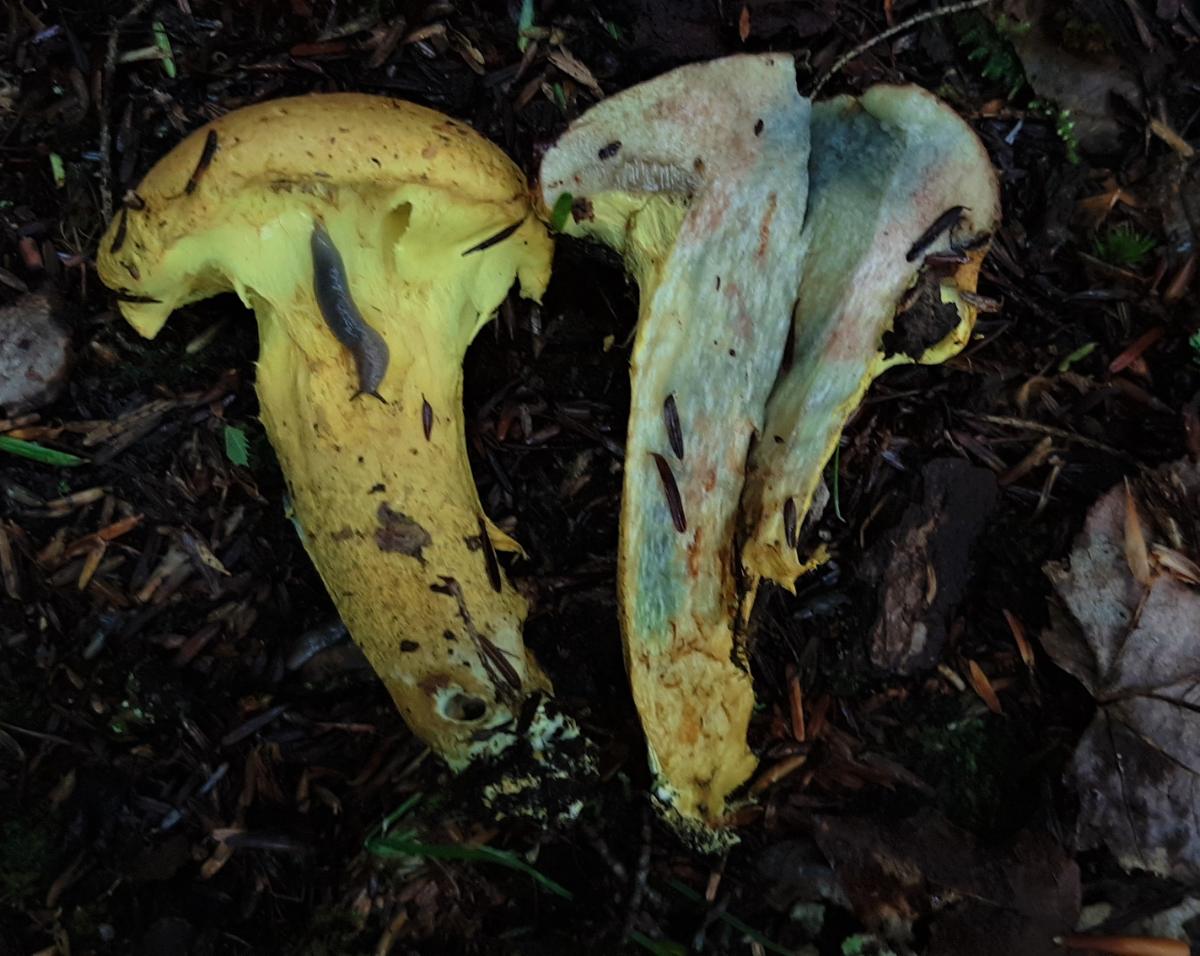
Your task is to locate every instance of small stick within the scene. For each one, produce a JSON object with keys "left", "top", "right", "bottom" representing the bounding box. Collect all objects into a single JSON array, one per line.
[
  {"left": 620, "top": 807, "right": 654, "bottom": 944},
  {"left": 99, "top": 0, "right": 154, "bottom": 222},
  {"left": 811, "top": 0, "right": 995, "bottom": 97}
]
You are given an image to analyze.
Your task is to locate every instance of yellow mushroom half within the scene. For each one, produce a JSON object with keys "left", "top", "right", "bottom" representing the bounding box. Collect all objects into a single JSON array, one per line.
[
  {"left": 98, "top": 94, "right": 559, "bottom": 768},
  {"left": 539, "top": 56, "right": 1000, "bottom": 840}
]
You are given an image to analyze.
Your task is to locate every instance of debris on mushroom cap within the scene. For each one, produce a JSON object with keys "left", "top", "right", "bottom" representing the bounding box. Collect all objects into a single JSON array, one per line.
[
  {"left": 539, "top": 56, "right": 1000, "bottom": 841},
  {"left": 97, "top": 94, "right": 562, "bottom": 771},
  {"left": 541, "top": 54, "right": 814, "bottom": 841}
]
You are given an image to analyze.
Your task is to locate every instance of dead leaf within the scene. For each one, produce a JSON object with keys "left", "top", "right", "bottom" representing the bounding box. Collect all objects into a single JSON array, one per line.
[
  {"left": 1151, "top": 543, "right": 1200, "bottom": 584},
  {"left": 547, "top": 48, "right": 602, "bottom": 96},
  {"left": 739, "top": 3, "right": 751, "bottom": 41},
  {"left": 1011, "top": 24, "right": 1143, "bottom": 154},
  {"left": 1043, "top": 458, "right": 1200, "bottom": 880},
  {"left": 811, "top": 809, "right": 1079, "bottom": 955}
]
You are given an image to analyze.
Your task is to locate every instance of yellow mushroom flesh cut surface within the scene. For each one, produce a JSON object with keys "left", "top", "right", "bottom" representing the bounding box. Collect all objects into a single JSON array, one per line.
[
  {"left": 539, "top": 57, "right": 1000, "bottom": 839},
  {"left": 97, "top": 94, "right": 557, "bottom": 768}
]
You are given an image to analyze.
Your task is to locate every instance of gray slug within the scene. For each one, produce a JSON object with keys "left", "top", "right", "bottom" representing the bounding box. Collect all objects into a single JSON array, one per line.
[{"left": 310, "top": 221, "right": 390, "bottom": 401}]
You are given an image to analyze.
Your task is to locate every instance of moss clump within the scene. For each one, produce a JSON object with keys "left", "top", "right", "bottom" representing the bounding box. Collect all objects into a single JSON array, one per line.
[{"left": 902, "top": 709, "right": 1025, "bottom": 832}]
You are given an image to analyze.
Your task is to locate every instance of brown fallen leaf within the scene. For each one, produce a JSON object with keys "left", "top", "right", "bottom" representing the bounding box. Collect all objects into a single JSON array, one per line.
[
  {"left": 810, "top": 809, "right": 1079, "bottom": 956},
  {"left": 1044, "top": 458, "right": 1200, "bottom": 881},
  {"left": 547, "top": 48, "right": 602, "bottom": 96}
]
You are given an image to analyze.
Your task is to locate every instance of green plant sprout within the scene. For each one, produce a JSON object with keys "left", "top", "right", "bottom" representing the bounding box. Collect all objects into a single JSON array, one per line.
[
  {"left": 956, "top": 13, "right": 1029, "bottom": 96},
  {"left": 365, "top": 794, "right": 573, "bottom": 900},
  {"left": 0, "top": 435, "right": 86, "bottom": 467},
  {"left": 1029, "top": 100, "right": 1080, "bottom": 164},
  {"left": 1093, "top": 221, "right": 1157, "bottom": 268},
  {"left": 223, "top": 424, "right": 251, "bottom": 467}
]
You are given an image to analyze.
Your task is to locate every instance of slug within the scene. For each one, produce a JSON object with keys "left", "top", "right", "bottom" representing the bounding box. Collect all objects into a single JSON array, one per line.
[
  {"left": 311, "top": 222, "right": 390, "bottom": 401},
  {"left": 905, "top": 205, "right": 966, "bottom": 262}
]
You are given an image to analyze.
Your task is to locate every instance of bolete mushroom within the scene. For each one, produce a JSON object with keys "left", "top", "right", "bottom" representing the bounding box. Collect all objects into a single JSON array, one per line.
[
  {"left": 740, "top": 85, "right": 1001, "bottom": 593},
  {"left": 98, "top": 94, "right": 558, "bottom": 768},
  {"left": 539, "top": 55, "right": 999, "bottom": 839}
]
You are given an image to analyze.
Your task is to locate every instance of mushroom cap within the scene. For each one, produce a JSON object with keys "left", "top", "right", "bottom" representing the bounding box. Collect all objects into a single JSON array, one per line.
[{"left": 99, "top": 93, "right": 547, "bottom": 338}]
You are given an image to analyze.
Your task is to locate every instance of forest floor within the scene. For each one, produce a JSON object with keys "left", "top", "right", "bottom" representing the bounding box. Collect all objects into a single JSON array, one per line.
[{"left": 2, "top": 1, "right": 1200, "bottom": 954}]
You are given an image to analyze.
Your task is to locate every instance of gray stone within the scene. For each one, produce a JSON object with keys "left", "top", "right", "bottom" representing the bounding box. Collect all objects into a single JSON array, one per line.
[{"left": 0, "top": 293, "right": 71, "bottom": 414}]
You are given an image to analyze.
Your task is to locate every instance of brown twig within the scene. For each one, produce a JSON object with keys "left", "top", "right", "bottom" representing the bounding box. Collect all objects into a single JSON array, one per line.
[
  {"left": 620, "top": 806, "right": 654, "bottom": 944},
  {"left": 811, "top": 0, "right": 995, "bottom": 96},
  {"left": 100, "top": 0, "right": 154, "bottom": 223}
]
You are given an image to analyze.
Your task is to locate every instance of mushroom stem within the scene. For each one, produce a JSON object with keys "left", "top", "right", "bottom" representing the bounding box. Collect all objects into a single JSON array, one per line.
[
  {"left": 251, "top": 213, "right": 552, "bottom": 762},
  {"left": 97, "top": 94, "right": 558, "bottom": 769}
]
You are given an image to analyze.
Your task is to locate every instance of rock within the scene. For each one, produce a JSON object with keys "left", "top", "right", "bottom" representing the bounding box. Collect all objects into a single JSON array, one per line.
[{"left": 0, "top": 293, "right": 71, "bottom": 414}]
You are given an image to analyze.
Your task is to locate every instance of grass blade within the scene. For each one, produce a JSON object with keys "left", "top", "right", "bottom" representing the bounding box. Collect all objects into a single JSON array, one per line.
[
  {"left": 0, "top": 436, "right": 86, "bottom": 467},
  {"left": 366, "top": 830, "right": 573, "bottom": 900}
]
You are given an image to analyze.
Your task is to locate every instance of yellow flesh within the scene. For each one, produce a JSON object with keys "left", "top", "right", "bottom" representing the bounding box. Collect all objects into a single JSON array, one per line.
[
  {"left": 97, "top": 95, "right": 554, "bottom": 765},
  {"left": 540, "top": 60, "right": 1000, "bottom": 838}
]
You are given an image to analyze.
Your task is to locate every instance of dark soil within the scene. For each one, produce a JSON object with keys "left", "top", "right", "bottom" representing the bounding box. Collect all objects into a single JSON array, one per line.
[{"left": 2, "top": 1, "right": 1199, "bottom": 954}]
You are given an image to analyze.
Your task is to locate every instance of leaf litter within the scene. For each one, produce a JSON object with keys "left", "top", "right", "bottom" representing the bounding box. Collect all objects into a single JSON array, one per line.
[{"left": 1044, "top": 457, "right": 1200, "bottom": 881}]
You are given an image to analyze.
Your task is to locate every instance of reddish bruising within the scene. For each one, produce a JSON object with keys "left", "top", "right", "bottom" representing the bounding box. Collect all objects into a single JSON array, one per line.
[
  {"left": 756, "top": 192, "right": 778, "bottom": 259},
  {"left": 418, "top": 673, "right": 451, "bottom": 695},
  {"left": 687, "top": 526, "right": 705, "bottom": 578},
  {"left": 684, "top": 188, "right": 731, "bottom": 238}
]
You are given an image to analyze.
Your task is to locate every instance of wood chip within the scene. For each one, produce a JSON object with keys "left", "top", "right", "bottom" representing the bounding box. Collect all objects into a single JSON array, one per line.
[
  {"left": 966, "top": 659, "right": 1003, "bottom": 714},
  {"left": 998, "top": 435, "right": 1054, "bottom": 486},
  {"left": 750, "top": 753, "right": 807, "bottom": 794},
  {"left": 0, "top": 523, "right": 19, "bottom": 600},
  {"left": 1151, "top": 543, "right": 1200, "bottom": 584},
  {"left": 1057, "top": 935, "right": 1189, "bottom": 955},
  {"left": 787, "top": 664, "right": 806, "bottom": 742},
  {"left": 1002, "top": 609, "right": 1036, "bottom": 669},
  {"left": 547, "top": 47, "right": 602, "bottom": 95}
]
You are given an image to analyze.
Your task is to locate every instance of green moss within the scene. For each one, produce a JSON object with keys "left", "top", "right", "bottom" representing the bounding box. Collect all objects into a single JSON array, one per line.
[
  {"left": 1092, "top": 221, "right": 1157, "bottom": 268},
  {"left": 955, "top": 13, "right": 1028, "bottom": 96},
  {"left": 902, "top": 708, "right": 1024, "bottom": 831}
]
